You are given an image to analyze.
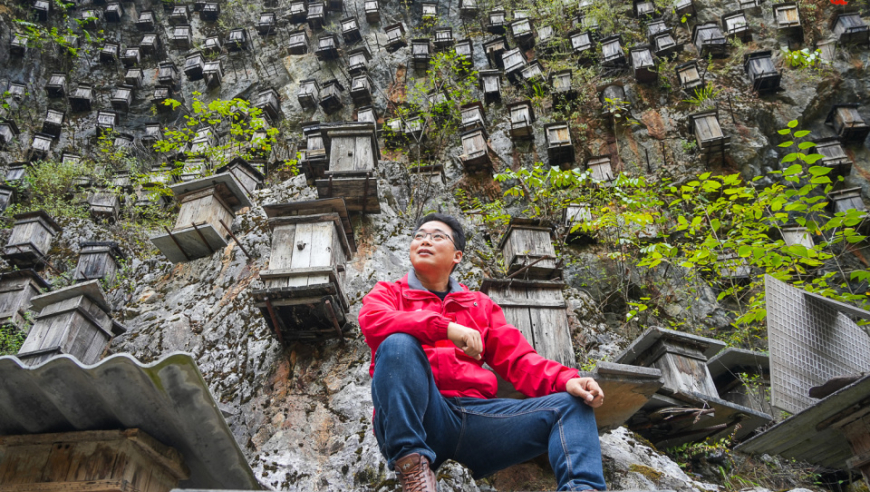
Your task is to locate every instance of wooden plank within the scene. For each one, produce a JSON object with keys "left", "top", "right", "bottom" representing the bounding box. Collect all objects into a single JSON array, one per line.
[
  {"left": 594, "top": 375, "right": 663, "bottom": 433},
  {"left": 501, "top": 306, "right": 534, "bottom": 345},
  {"left": 306, "top": 221, "right": 333, "bottom": 286},
  {"left": 286, "top": 222, "right": 314, "bottom": 287},
  {"left": 355, "top": 135, "right": 372, "bottom": 172},
  {"left": 0, "top": 480, "right": 133, "bottom": 492},
  {"left": 267, "top": 223, "right": 297, "bottom": 288}
]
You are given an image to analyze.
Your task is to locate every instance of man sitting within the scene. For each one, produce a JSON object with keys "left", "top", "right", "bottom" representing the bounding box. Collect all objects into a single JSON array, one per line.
[{"left": 359, "top": 213, "right": 606, "bottom": 492}]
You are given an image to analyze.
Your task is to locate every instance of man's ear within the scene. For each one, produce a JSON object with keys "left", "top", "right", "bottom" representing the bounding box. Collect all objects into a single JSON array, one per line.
[{"left": 453, "top": 250, "right": 463, "bottom": 265}]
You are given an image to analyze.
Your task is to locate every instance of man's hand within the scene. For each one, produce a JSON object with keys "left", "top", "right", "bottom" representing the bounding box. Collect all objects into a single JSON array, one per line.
[
  {"left": 447, "top": 322, "right": 482, "bottom": 360},
  {"left": 566, "top": 377, "right": 605, "bottom": 408}
]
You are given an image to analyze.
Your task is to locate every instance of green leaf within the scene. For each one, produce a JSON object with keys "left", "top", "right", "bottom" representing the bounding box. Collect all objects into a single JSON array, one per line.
[
  {"left": 803, "top": 154, "right": 824, "bottom": 164},
  {"left": 783, "top": 164, "right": 803, "bottom": 175},
  {"left": 787, "top": 120, "right": 799, "bottom": 128},
  {"left": 798, "top": 141, "right": 817, "bottom": 150},
  {"left": 809, "top": 166, "right": 833, "bottom": 176},
  {"left": 781, "top": 153, "right": 799, "bottom": 163},
  {"left": 793, "top": 130, "right": 811, "bottom": 138},
  {"left": 777, "top": 129, "right": 791, "bottom": 135},
  {"left": 778, "top": 141, "right": 794, "bottom": 148},
  {"left": 738, "top": 245, "right": 752, "bottom": 257}
]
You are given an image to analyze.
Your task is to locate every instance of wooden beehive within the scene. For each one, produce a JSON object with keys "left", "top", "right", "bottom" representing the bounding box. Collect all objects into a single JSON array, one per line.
[
  {"left": 122, "top": 47, "right": 141, "bottom": 68},
  {"left": 569, "top": 30, "right": 593, "bottom": 58},
  {"left": 600, "top": 84, "right": 630, "bottom": 109},
  {"left": 217, "top": 158, "right": 265, "bottom": 195},
  {"left": 347, "top": 47, "right": 371, "bottom": 74},
  {"left": 171, "top": 25, "right": 192, "bottom": 50},
  {"left": 630, "top": 45, "right": 656, "bottom": 83},
  {"left": 827, "top": 187, "right": 865, "bottom": 215},
  {"left": 74, "top": 241, "right": 125, "bottom": 283},
  {"left": 510, "top": 18, "right": 535, "bottom": 49},
  {"left": 484, "top": 36, "right": 508, "bottom": 68},
  {"left": 30, "top": 133, "right": 53, "bottom": 161},
  {"left": 298, "top": 79, "right": 321, "bottom": 109},
  {"left": 717, "top": 252, "right": 751, "bottom": 280},
  {"left": 781, "top": 225, "right": 814, "bottom": 249},
  {"left": 99, "top": 42, "right": 119, "bottom": 64},
  {"left": 5, "top": 164, "right": 27, "bottom": 186},
  {"left": 314, "top": 122, "right": 380, "bottom": 213},
  {"left": 507, "top": 100, "right": 534, "bottom": 140},
  {"left": 479, "top": 69, "right": 502, "bottom": 104},
  {"left": 502, "top": 47, "right": 527, "bottom": 83},
  {"left": 110, "top": 85, "right": 134, "bottom": 112},
  {"left": 455, "top": 38, "right": 474, "bottom": 67},
  {"left": 299, "top": 122, "right": 327, "bottom": 178},
  {"left": 459, "top": 0, "right": 477, "bottom": 16},
  {"left": 588, "top": 155, "right": 614, "bottom": 181},
  {"left": 773, "top": 2, "right": 801, "bottom": 36},
  {"left": 150, "top": 173, "right": 252, "bottom": 263},
  {"left": 498, "top": 218, "right": 559, "bottom": 279},
  {"left": 42, "top": 109, "right": 65, "bottom": 138},
  {"left": 88, "top": 192, "right": 121, "bottom": 222},
  {"left": 203, "top": 60, "right": 224, "bottom": 88},
  {"left": 423, "top": 24, "right": 450, "bottom": 49},
  {"left": 319, "top": 79, "right": 344, "bottom": 113},
  {"left": 258, "top": 11, "right": 277, "bottom": 35},
  {"left": 459, "top": 128, "right": 490, "bottom": 173},
  {"left": 459, "top": 101, "right": 486, "bottom": 132},
  {"left": 481, "top": 278, "right": 575, "bottom": 366},
  {"left": 690, "top": 110, "right": 731, "bottom": 158},
  {"left": 722, "top": 10, "right": 751, "bottom": 41},
  {"left": 815, "top": 137, "right": 852, "bottom": 177},
  {"left": 676, "top": 61, "right": 703, "bottom": 90},
  {"left": 675, "top": 0, "right": 695, "bottom": 15},
  {"left": 831, "top": 12, "right": 869, "bottom": 45},
  {"left": 826, "top": 104, "right": 870, "bottom": 143},
  {"left": 744, "top": 50, "right": 780, "bottom": 92},
  {"left": 183, "top": 51, "right": 205, "bottom": 81},
  {"left": 563, "top": 202, "right": 593, "bottom": 236},
  {"left": 421, "top": 1, "right": 437, "bottom": 18},
  {"left": 651, "top": 29, "right": 679, "bottom": 58},
  {"left": 16, "top": 280, "right": 124, "bottom": 366},
  {"left": 252, "top": 199, "right": 356, "bottom": 342},
  {"left": 0, "top": 269, "right": 49, "bottom": 331},
  {"left": 0, "top": 119, "right": 19, "bottom": 148},
  {"left": 79, "top": 8, "right": 100, "bottom": 29},
  {"left": 169, "top": 4, "right": 189, "bottom": 23},
  {"left": 601, "top": 35, "right": 625, "bottom": 65},
  {"left": 316, "top": 32, "right": 340, "bottom": 60},
  {"left": 226, "top": 28, "right": 249, "bottom": 51},
  {"left": 136, "top": 9, "right": 155, "bottom": 30},
  {"left": 9, "top": 34, "right": 28, "bottom": 57},
  {"left": 8, "top": 81, "right": 26, "bottom": 100},
  {"left": 158, "top": 61, "right": 179, "bottom": 86},
  {"left": 544, "top": 122, "right": 574, "bottom": 166},
  {"left": 0, "top": 185, "right": 15, "bottom": 213},
  {"left": 647, "top": 18, "right": 667, "bottom": 38},
  {"left": 350, "top": 74, "right": 374, "bottom": 106},
  {"left": 356, "top": 105, "right": 378, "bottom": 127},
  {"left": 325, "top": 0, "right": 342, "bottom": 13},
  {"left": 140, "top": 32, "right": 163, "bottom": 55},
  {"left": 536, "top": 25, "right": 555, "bottom": 53},
  {"left": 289, "top": 0, "right": 307, "bottom": 21},
  {"left": 0, "top": 429, "right": 189, "bottom": 492},
  {"left": 307, "top": 1, "right": 324, "bottom": 29},
  {"left": 411, "top": 39, "right": 432, "bottom": 69},
  {"left": 633, "top": 0, "right": 657, "bottom": 17},
  {"left": 200, "top": 2, "right": 220, "bottom": 20},
  {"left": 288, "top": 29, "right": 309, "bottom": 54},
  {"left": 105, "top": 1, "right": 124, "bottom": 21},
  {"left": 707, "top": 348, "right": 773, "bottom": 415},
  {"left": 341, "top": 17, "right": 361, "bottom": 43},
  {"left": 32, "top": 0, "right": 50, "bottom": 21},
  {"left": 96, "top": 110, "right": 119, "bottom": 137},
  {"left": 255, "top": 87, "right": 282, "bottom": 121},
  {"left": 141, "top": 123, "right": 164, "bottom": 150},
  {"left": 45, "top": 72, "right": 67, "bottom": 99},
  {"left": 487, "top": 9, "right": 506, "bottom": 34},
  {"left": 616, "top": 326, "right": 725, "bottom": 398},
  {"left": 693, "top": 22, "right": 727, "bottom": 57},
  {"left": 521, "top": 59, "right": 545, "bottom": 85}
]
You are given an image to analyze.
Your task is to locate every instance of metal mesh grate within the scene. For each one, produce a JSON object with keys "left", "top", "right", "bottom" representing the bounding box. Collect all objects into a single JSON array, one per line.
[{"left": 766, "top": 275, "right": 870, "bottom": 414}]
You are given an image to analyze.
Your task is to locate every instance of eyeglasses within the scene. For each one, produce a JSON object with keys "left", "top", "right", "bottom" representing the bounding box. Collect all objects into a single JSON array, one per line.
[{"left": 412, "top": 231, "right": 454, "bottom": 244}]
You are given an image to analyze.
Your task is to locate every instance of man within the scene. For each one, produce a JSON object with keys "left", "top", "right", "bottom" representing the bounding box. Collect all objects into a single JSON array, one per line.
[{"left": 359, "top": 213, "right": 606, "bottom": 492}]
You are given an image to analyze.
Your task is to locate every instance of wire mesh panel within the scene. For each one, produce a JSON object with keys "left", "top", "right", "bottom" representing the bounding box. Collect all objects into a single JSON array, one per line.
[{"left": 766, "top": 275, "right": 870, "bottom": 414}]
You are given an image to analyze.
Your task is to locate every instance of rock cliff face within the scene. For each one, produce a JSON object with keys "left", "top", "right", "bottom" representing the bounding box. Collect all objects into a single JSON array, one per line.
[{"left": 1, "top": 0, "right": 869, "bottom": 486}]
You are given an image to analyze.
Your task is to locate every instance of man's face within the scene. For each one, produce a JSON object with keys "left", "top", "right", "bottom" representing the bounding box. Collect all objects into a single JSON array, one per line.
[{"left": 410, "top": 220, "right": 463, "bottom": 275}]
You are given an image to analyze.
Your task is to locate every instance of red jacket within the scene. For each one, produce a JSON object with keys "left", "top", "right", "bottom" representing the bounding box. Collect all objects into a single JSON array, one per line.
[{"left": 359, "top": 270, "right": 579, "bottom": 399}]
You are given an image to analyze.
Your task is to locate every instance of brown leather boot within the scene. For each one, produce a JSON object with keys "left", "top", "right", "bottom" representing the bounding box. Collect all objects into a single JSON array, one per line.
[{"left": 394, "top": 453, "right": 438, "bottom": 492}]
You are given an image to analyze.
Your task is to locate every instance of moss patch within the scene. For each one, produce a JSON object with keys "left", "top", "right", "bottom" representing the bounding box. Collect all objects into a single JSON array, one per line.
[{"left": 629, "top": 463, "right": 663, "bottom": 483}]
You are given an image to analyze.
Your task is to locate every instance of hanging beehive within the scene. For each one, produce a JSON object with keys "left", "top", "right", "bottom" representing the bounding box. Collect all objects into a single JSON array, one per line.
[
  {"left": 773, "top": 2, "right": 801, "bottom": 37},
  {"left": 254, "top": 87, "right": 282, "bottom": 121},
  {"left": 502, "top": 47, "right": 527, "bottom": 83},
  {"left": 350, "top": 74, "right": 374, "bottom": 106},
  {"left": 601, "top": 35, "right": 626, "bottom": 65},
  {"left": 314, "top": 122, "right": 381, "bottom": 213},
  {"left": 487, "top": 9, "right": 506, "bottom": 34},
  {"left": 217, "top": 158, "right": 265, "bottom": 195},
  {"left": 297, "top": 79, "right": 321, "bottom": 109},
  {"left": 2, "top": 211, "right": 62, "bottom": 268},
  {"left": 689, "top": 110, "right": 731, "bottom": 160},
  {"left": 319, "top": 79, "right": 345, "bottom": 113},
  {"left": 544, "top": 122, "right": 574, "bottom": 166},
  {"left": 307, "top": 1, "right": 325, "bottom": 29},
  {"left": 630, "top": 45, "right": 656, "bottom": 83},
  {"left": 826, "top": 104, "right": 870, "bottom": 143},
  {"left": 827, "top": 187, "right": 865, "bottom": 215},
  {"left": 459, "top": 129, "right": 491, "bottom": 173},
  {"left": 814, "top": 137, "right": 852, "bottom": 177},
  {"left": 722, "top": 10, "right": 751, "bottom": 41},
  {"left": 184, "top": 51, "right": 205, "bottom": 80},
  {"left": 0, "top": 269, "right": 49, "bottom": 331},
  {"left": 136, "top": 9, "right": 155, "bottom": 30},
  {"left": 347, "top": 47, "right": 371, "bottom": 73},
  {"left": 676, "top": 61, "right": 703, "bottom": 90},
  {"left": 252, "top": 198, "right": 356, "bottom": 343},
  {"left": 743, "top": 51, "right": 780, "bottom": 92},
  {"left": 226, "top": 28, "right": 250, "bottom": 50},
  {"left": 569, "top": 29, "right": 593, "bottom": 59},
  {"left": 201, "top": 2, "right": 221, "bottom": 20},
  {"left": 434, "top": 27, "right": 454, "bottom": 51},
  {"left": 288, "top": 29, "right": 309, "bottom": 54},
  {"left": 341, "top": 17, "right": 361, "bottom": 43},
  {"left": 257, "top": 11, "right": 277, "bottom": 35},
  {"left": 484, "top": 36, "right": 508, "bottom": 68},
  {"left": 497, "top": 218, "right": 560, "bottom": 279},
  {"left": 41, "top": 109, "right": 64, "bottom": 138},
  {"left": 411, "top": 38, "right": 432, "bottom": 69},
  {"left": 74, "top": 241, "right": 126, "bottom": 283},
  {"left": 203, "top": 60, "right": 224, "bottom": 88},
  {"left": 315, "top": 32, "right": 340, "bottom": 60},
  {"left": 45, "top": 73, "right": 67, "bottom": 99},
  {"left": 692, "top": 22, "right": 727, "bottom": 57},
  {"left": 479, "top": 69, "right": 502, "bottom": 104},
  {"left": 30, "top": 133, "right": 53, "bottom": 161},
  {"left": 385, "top": 23, "right": 407, "bottom": 51},
  {"left": 0, "top": 119, "right": 19, "bottom": 148},
  {"left": 289, "top": 0, "right": 307, "bottom": 21},
  {"left": 507, "top": 100, "right": 534, "bottom": 140},
  {"left": 100, "top": 42, "right": 120, "bottom": 63},
  {"left": 587, "top": 155, "right": 614, "bottom": 181},
  {"left": 364, "top": 0, "right": 379, "bottom": 22},
  {"left": 831, "top": 11, "right": 869, "bottom": 44},
  {"left": 150, "top": 173, "right": 252, "bottom": 263},
  {"left": 140, "top": 33, "right": 163, "bottom": 55},
  {"left": 110, "top": 86, "right": 134, "bottom": 112},
  {"left": 459, "top": 101, "right": 486, "bottom": 132},
  {"left": 122, "top": 47, "right": 141, "bottom": 67}
]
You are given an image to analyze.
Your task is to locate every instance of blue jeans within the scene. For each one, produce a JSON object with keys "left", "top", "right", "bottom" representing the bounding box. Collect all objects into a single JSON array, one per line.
[{"left": 371, "top": 333, "right": 607, "bottom": 491}]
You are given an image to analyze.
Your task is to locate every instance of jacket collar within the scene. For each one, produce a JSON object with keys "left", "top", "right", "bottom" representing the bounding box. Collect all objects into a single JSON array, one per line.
[{"left": 407, "top": 269, "right": 464, "bottom": 294}]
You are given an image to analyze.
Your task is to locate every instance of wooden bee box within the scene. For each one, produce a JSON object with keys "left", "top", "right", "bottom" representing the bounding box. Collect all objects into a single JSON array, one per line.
[
  {"left": 707, "top": 348, "right": 773, "bottom": 416},
  {"left": 0, "top": 269, "right": 49, "bottom": 331},
  {"left": 218, "top": 157, "right": 265, "bottom": 195},
  {"left": 288, "top": 29, "right": 309, "bottom": 55},
  {"left": 630, "top": 45, "right": 656, "bottom": 83},
  {"left": 150, "top": 173, "right": 252, "bottom": 263},
  {"left": 601, "top": 35, "right": 625, "bottom": 65},
  {"left": 319, "top": 79, "right": 345, "bottom": 114},
  {"left": 88, "top": 192, "right": 121, "bottom": 222},
  {"left": 74, "top": 241, "right": 125, "bottom": 283},
  {"left": 693, "top": 22, "right": 727, "bottom": 57},
  {"left": 0, "top": 119, "right": 19, "bottom": 148},
  {"left": 307, "top": 1, "right": 325, "bottom": 29},
  {"left": 544, "top": 122, "right": 574, "bottom": 166},
  {"left": 722, "top": 9, "right": 751, "bottom": 41},
  {"left": 136, "top": 9, "right": 155, "bottom": 30},
  {"left": 411, "top": 39, "right": 432, "bottom": 69},
  {"left": 253, "top": 199, "right": 356, "bottom": 342},
  {"left": 479, "top": 69, "right": 502, "bottom": 104},
  {"left": 0, "top": 429, "right": 189, "bottom": 492},
  {"left": 45, "top": 73, "right": 67, "bottom": 99},
  {"left": 459, "top": 129, "right": 490, "bottom": 173},
  {"left": 3, "top": 211, "right": 61, "bottom": 268},
  {"left": 744, "top": 50, "right": 780, "bottom": 92},
  {"left": 298, "top": 79, "right": 320, "bottom": 108},
  {"left": 815, "top": 137, "right": 852, "bottom": 177},
  {"left": 481, "top": 278, "right": 574, "bottom": 366},
  {"left": 690, "top": 110, "right": 731, "bottom": 158},
  {"left": 16, "top": 280, "right": 125, "bottom": 366},
  {"left": 434, "top": 27, "right": 454, "bottom": 51},
  {"left": 831, "top": 12, "right": 869, "bottom": 44},
  {"left": 258, "top": 11, "right": 277, "bottom": 35},
  {"left": 315, "top": 122, "right": 380, "bottom": 213},
  {"left": 255, "top": 87, "right": 282, "bottom": 121},
  {"left": 364, "top": 0, "right": 378, "bottom": 22},
  {"left": 827, "top": 187, "right": 866, "bottom": 214},
  {"left": 484, "top": 36, "right": 508, "bottom": 68},
  {"left": 497, "top": 218, "right": 559, "bottom": 279},
  {"left": 347, "top": 47, "right": 371, "bottom": 73},
  {"left": 341, "top": 16, "right": 361, "bottom": 43},
  {"left": 676, "top": 61, "right": 703, "bottom": 90},
  {"left": 826, "top": 104, "right": 870, "bottom": 143}
]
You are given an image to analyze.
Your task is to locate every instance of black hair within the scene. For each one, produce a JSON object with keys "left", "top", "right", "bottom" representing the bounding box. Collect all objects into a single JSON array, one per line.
[{"left": 414, "top": 213, "right": 466, "bottom": 252}]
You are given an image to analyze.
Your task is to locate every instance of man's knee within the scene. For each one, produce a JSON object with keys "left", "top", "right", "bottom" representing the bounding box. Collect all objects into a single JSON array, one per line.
[
  {"left": 375, "top": 333, "right": 424, "bottom": 363},
  {"left": 552, "top": 392, "right": 596, "bottom": 421}
]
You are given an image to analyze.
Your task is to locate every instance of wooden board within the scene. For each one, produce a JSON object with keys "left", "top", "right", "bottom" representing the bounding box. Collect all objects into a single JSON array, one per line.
[
  {"left": 151, "top": 224, "right": 229, "bottom": 263},
  {"left": 314, "top": 177, "right": 381, "bottom": 213},
  {"left": 593, "top": 362, "right": 664, "bottom": 433}
]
